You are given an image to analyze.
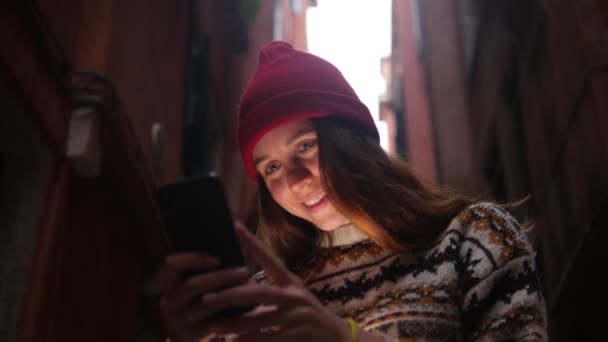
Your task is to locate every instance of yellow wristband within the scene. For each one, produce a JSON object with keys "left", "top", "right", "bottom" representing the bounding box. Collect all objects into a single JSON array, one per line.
[{"left": 346, "top": 318, "right": 358, "bottom": 342}]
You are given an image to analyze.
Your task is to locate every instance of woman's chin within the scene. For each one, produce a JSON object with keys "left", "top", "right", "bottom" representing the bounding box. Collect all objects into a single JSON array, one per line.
[{"left": 313, "top": 218, "right": 352, "bottom": 232}]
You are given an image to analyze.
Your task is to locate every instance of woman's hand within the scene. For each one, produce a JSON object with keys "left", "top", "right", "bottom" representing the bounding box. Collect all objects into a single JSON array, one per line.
[
  {"left": 160, "top": 251, "right": 252, "bottom": 341},
  {"left": 189, "top": 222, "right": 352, "bottom": 342}
]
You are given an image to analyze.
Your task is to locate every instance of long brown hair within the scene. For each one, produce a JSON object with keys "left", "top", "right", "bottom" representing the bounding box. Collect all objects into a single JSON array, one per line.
[{"left": 256, "top": 116, "right": 474, "bottom": 268}]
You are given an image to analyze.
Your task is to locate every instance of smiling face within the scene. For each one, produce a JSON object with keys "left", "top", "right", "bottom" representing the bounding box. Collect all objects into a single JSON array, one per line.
[{"left": 252, "top": 119, "right": 350, "bottom": 231}]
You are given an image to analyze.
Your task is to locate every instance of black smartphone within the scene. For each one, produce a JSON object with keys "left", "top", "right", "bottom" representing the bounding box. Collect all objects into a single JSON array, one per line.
[{"left": 157, "top": 174, "right": 256, "bottom": 319}]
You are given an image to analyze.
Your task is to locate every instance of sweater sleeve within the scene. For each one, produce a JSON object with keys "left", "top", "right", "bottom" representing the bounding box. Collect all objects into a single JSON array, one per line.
[{"left": 456, "top": 203, "right": 547, "bottom": 341}]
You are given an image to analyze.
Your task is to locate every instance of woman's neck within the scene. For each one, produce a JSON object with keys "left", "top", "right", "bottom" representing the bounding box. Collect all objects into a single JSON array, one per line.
[{"left": 319, "top": 223, "right": 369, "bottom": 247}]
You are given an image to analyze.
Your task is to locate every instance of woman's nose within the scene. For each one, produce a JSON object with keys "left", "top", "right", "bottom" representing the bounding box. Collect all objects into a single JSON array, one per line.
[{"left": 285, "top": 161, "right": 313, "bottom": 192}]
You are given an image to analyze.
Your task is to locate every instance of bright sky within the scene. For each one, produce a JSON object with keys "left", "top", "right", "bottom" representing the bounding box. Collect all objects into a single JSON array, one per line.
[{"left": 307, "top": 0, "right": 392, "bottom": 149}]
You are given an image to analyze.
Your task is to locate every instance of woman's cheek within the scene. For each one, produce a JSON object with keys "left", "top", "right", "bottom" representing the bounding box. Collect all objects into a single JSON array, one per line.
[
  {"left": 267, "top": 181, "right": 289, "bottom": 208},
  {"left": 305, "top": 152, "right": 321, "bottom": 176}
]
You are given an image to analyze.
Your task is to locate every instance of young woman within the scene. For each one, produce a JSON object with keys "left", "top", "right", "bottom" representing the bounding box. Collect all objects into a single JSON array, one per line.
[{"left": 161, "top": 41, "right": 548, "bottom": 341}]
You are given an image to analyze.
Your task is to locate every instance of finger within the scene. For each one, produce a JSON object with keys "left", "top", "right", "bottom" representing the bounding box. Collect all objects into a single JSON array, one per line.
[
  {"left": 161, "top": 253, "right": 221, "bottom": 294},
  {"left": 234, "top": 223, "right": 293, "bottom": 285},
  {"left": 165, "top": 266, "right": 251, "bottom": 312},
  {"left": 210, "top": 305, "right": 281, "bottom": 334},
  {"left": 210, "top": 304, "right": 314, "bottom": 336},
  {"left": 202, "top": 283, "right": 307, "bottom": 311},
  {"left": 246, "top": 304, "right": 278, "bottom": 316},
  {"left": 235, "top": 327, "right": 307, "bottom": 342},
  {"left": 187, "top": 283, "right": 296, "bottom": 322},
  {"left": 178, "top": 321, "right": 216, "bottom": 342}
]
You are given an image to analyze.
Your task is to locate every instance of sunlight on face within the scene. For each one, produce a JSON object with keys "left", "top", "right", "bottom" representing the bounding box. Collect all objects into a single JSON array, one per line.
[{"left": 252, "top": 119, "right": 350, "bottom": 231}]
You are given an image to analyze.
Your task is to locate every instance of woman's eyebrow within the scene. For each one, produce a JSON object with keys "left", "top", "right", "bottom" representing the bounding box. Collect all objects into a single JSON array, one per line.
[
  {"left": 286, "top": 127, "right": 314, "bottom": 145},
  {"left": 253, "top": 155, "right": 269, "bottom": 169},
  {"left": 254, "top": 127, "right": 314, "bottom": 169}
]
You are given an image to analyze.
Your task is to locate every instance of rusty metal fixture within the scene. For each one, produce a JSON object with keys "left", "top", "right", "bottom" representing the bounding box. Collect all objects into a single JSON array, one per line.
[
  {"left": 66, "top": 106, "right": 102, "bottom": 177},
  {"left": 151, "top": 123, "right": 166, "bottom": 172}
]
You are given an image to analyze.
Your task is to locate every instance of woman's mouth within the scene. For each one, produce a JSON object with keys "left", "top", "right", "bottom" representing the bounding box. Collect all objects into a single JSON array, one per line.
[{"left": 303, "top": 193, "right": 329, "bottom": 212}]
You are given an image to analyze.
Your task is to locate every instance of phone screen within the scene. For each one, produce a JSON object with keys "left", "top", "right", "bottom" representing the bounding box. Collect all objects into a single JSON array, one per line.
[
  {"left": 157, "top": 174, "right": 256, "bottom": 318},
  {"left": 157, "top": 175, "right": 244, "bottom": 264}
]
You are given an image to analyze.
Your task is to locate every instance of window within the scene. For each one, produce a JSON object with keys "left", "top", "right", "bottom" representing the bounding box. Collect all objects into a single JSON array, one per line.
[
  {"left": 290, "top": 0, "right": 302, "bottom": 13},
  {"left": 182, "top": 9, "right": 215, "bottom": 177},
  {"left": 0, "top": 80, "right": 56, "bottom": 341},
  {"left": 273, "top": 0, "right": 284, "bottom": 40},
  {"left": 411, "top": 0, "right": 424, "bottom": 60}
]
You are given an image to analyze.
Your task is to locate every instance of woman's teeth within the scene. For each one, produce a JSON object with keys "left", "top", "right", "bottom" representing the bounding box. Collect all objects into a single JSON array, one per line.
[{"left": 305, "top": 194, "right": 325, "bottom": 206}]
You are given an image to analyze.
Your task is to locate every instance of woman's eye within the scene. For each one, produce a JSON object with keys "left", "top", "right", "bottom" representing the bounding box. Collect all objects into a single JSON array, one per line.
[
  {"left": 264, "top": 162, "right": 280, "bottom": 175},
  {"left": 298, "top": 140, "right": 317, "bottom": 153}
]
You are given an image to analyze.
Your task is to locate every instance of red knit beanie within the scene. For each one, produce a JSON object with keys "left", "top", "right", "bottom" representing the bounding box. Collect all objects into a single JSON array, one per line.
[{"left": 237, "top": 41, "right": 379, "bottom": 180}]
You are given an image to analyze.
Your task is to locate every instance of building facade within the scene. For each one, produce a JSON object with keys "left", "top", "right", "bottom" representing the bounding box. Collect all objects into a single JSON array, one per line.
[
  {"left": 1, "top": 0, "right": 314, "bottom": 340},
  {"left": 386, "top": 0, "right": 608, "bottom": 339},
  {"left": 465, "top": 1, "right": 608, "bottom": 339}
]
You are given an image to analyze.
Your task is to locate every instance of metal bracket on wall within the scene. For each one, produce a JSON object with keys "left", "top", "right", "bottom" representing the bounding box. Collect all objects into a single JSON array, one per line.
[
  {"left": 65, "top": 73, "right": 110, "bottom": 177},
  {"left": 66, "top": 106, "right": 101, "bottom": 177}
]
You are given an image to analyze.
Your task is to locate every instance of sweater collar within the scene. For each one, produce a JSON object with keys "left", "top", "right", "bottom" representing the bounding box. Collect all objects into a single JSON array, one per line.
[{"left": 319, "top": 223, "right": 369, "bottom": 247}]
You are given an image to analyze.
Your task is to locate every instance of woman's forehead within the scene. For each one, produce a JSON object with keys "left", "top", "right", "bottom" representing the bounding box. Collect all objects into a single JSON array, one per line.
[{"left": 254, "top": 119, "right": 315, "bottom": 154}]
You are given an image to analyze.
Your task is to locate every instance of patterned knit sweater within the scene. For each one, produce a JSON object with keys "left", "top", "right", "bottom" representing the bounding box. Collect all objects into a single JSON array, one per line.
[{"left": 288, "top": 202, "right": 548, "bottom": 341}]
